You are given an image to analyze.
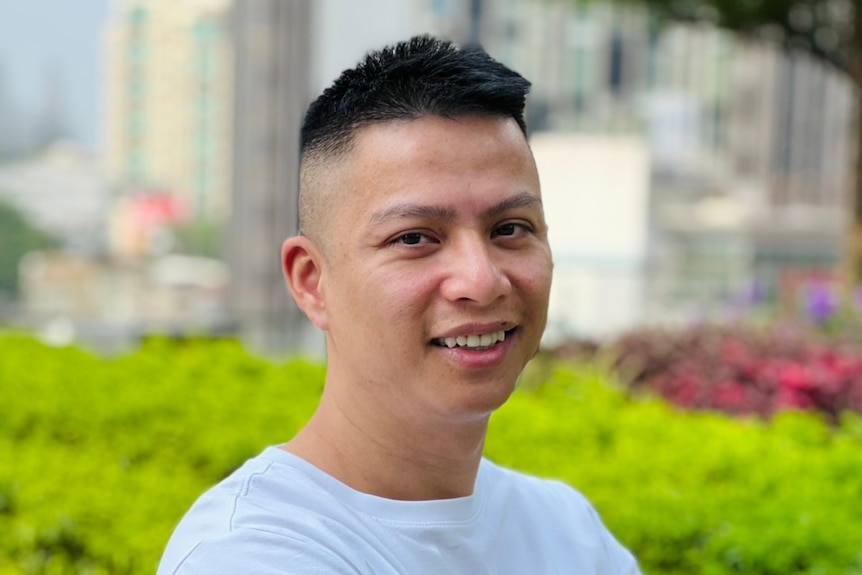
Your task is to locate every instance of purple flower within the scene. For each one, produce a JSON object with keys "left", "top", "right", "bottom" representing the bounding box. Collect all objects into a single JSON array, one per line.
[
  {"left": 724, "top": 280, "right": 766, "bottom": 320},
  {"left": 803, "top": 282, "right": 837, "bottom": 323},
  {"left": 742, "top": 280, "right": 765, "bottom": 307}
]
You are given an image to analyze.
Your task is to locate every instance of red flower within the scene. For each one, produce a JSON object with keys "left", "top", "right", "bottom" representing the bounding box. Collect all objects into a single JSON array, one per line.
[
  {"left": 777, "top": 362, "right": 817, "bottom": 391},
  {"left": 712, "top": 382, "right": 746, "bottom": 411}
]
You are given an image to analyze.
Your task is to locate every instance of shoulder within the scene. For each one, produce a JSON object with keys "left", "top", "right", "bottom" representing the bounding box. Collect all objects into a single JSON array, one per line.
[
  {"left": 480, "top": 458, "right": 594, "bottom": 513},
  {"left": 479, "top": 459, "right": 642, "bottom": 574},
  {"left": 482, "top": 459, "right": 602, "bottom": 531},
  {"left": 161, "top": 530, "right": 359, "bottom": 575},
  {"left": 158, "top": 447, "right": 362, "bottom": 575}
]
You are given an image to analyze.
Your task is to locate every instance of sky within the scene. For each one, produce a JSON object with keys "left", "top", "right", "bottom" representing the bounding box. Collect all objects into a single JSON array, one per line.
[{"left": 0, "top": 0, "right": 109, "bottom": 152}]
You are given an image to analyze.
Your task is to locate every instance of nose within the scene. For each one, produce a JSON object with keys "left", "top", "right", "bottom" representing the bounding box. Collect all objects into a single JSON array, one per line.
[{"left": 440, "top": 238, "right": 512, "bottom": 306}]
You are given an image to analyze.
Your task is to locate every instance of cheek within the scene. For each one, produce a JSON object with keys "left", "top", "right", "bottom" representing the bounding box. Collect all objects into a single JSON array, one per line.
[
  {"left": 357, "top": 265, "right": 437, "bottom": 322},
  {"left": 513, "top": 253, "right": 553, "bottom": 296}
]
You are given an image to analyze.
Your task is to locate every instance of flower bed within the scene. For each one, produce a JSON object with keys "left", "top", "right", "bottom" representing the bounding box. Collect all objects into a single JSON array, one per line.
[{"left": 553, "top": 323, "right": 862, "bottom": 422}]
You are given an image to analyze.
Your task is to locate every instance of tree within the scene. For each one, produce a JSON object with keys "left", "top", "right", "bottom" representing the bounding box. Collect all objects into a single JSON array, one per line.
[
  {"left": 618, "top": 0, "right": 862, "bottom": 285},
  {"left": 0, "top": 200, "right": 58, "bottom": 298}
]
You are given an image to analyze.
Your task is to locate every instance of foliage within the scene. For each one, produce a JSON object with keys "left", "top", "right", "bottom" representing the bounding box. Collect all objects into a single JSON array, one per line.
[
  {"left": 1, "top": 335, "right": 325, "bottom": 574},
  {"left": 599, "top": 323, "right": 862, "bottom": 421},
  {"left": 0, "top": 200, "right": 58, "bottom": 297},
  {"left": 3, "top": 335, "right": 862, "bottom": 574}
]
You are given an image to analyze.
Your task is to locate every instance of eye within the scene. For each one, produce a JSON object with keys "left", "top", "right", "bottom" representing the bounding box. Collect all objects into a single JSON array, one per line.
[
  {"left": 389, "top": 231, "right": 437, "bottom": 247},
  {"left": 493, "top": 222, "right": 532, "bottom": 238},
  {"left": 398, "top": 233, "right": 424, "bottom": 245}
]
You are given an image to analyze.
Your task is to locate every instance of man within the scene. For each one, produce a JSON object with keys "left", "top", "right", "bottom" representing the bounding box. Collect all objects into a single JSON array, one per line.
[{"left": 158, "top": 35, "right": 641, "bottom": 574}]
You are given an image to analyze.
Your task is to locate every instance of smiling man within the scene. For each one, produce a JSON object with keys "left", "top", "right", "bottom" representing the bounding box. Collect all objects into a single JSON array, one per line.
[{"left": 158, "top": 35, "right": 641, "bottom": 574}]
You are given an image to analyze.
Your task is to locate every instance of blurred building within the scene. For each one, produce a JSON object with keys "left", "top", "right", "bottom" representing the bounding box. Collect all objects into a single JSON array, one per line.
[
  {"left": 452, "top": 1, "right": 855, "bottom": 333},
  {"left": 102, "top": 0, "right": 233, "bottom": 222},
  {"left": 227, "top": 0, "right": 312, "bottom": 354},
  {"left": 19, "top": 252, "right": 231, "bottom": 352},
  {"left": 0, "top": 141, "right": 230, "bottom": 350},
  {"left": 533, "top": 134, "right": 651, "bottom": 342},
  {"left": 108, "top": 191, "right": 189, "bottom": 258},
  {"left": 0, "top": 142, "right": 110, "bottom": 253},
  {"left": 93, "top": 0, "right": 855, "bottom": 348}
]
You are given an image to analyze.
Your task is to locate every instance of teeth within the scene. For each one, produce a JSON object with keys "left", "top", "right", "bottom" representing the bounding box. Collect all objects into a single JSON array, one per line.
[{"left": 439, "top": 330, "right": 507, "bottom": 349}]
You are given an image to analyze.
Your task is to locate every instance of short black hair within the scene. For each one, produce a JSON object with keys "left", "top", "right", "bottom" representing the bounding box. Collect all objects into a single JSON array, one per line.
[{"left": 301, "top": 35, "right": 532, "bottom": 160}]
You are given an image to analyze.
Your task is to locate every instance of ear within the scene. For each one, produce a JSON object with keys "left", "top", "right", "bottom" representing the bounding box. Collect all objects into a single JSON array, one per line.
[{"left": 281, "top": 236, "right": 329, "bottom": 331}]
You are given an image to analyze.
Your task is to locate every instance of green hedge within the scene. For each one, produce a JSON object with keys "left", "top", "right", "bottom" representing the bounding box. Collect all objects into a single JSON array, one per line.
[{"left": 2, "top": 335, "right": 861, "bottom": 574}]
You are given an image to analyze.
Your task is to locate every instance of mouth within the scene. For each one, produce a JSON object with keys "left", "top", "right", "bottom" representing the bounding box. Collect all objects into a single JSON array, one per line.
[{"left": 431, "top": 328, "right": 518, "bottom": 350}]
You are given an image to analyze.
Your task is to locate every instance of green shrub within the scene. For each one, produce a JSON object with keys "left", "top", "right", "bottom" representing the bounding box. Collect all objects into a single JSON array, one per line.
[
  {"left": 2, "top": 335, "right": 861, "bottom": 574},
  {"left": 1, "top": 336, "right": 324, "bottom": 574}
]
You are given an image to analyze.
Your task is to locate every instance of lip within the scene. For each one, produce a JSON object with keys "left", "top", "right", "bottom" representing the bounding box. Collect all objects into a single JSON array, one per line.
[
  {"left": 434, "top": 331, "right": 515, "bottom": 369},
  {"left": 430, "top": 322, "right": 519, "bottom": 370}
]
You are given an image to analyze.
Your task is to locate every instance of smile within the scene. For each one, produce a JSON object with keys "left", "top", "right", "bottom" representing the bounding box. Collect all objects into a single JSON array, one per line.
[{"left": 433, "top": 329, "right": 512, "bottom": 350}]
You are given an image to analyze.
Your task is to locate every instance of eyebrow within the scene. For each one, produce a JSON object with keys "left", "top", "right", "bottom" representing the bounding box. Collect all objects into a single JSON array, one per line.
[
  {"left": 368, "top": 191, "right": 543, "bottom": 225},
  {"left": 484, "top": 192, "right": 543, "bottom": 219},
  {"left": 369, "top": 203, "right": 456, "bottom": 225}
]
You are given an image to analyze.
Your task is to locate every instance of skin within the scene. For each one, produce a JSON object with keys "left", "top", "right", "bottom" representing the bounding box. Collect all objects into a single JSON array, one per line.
[{"left": 281, "top": 114, "right": 553, "bottom": 501}]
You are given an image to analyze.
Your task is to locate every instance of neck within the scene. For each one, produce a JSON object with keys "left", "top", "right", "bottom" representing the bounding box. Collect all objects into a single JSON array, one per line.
[{"left": 284, "top": 384, "right": 489, "bottom": 501}]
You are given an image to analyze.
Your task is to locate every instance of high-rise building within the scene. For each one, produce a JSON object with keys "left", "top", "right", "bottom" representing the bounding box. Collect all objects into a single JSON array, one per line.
[
  {"left": 227, "top": 0, "right": 313, "bottom": 354},
  {"left": 103, "top": 0, "right": 233, "bottom": 222}
]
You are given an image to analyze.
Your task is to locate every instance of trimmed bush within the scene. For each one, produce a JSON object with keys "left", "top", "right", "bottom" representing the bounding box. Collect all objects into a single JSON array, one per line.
[{"left": 2, "top": 335, "right": 862, "bottom": 574}]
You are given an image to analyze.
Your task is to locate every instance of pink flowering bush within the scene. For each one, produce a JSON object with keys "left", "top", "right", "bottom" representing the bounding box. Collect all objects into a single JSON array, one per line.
[{"left": 554, "top": 324, "right": 862, "bottom": 422}]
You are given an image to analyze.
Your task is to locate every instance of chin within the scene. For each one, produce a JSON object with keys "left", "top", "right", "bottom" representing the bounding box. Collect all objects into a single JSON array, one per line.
[{"left": 444, "top": 380, "right": 519, "bottom": 421}]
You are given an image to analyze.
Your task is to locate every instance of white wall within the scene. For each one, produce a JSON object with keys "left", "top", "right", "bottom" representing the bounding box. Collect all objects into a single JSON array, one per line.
[{"left": 531, "top": 133, "right": 651, "bottom": 342}]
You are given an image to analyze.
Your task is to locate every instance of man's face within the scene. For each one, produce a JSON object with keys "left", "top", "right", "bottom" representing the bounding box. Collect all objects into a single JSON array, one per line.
[{"left": 315, "top": 114, "right": 552, "bottom": 423}]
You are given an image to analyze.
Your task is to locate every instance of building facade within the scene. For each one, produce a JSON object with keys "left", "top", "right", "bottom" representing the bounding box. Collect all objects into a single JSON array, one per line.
[
  {"left": 100, "top": 0, "right": 857, "bottom": 347},
  {"left": 455, "top": 1, "right": 856, "bottom": 332},
  {"left": 103, "top": 0, "right": 233, "bottom": 222}
]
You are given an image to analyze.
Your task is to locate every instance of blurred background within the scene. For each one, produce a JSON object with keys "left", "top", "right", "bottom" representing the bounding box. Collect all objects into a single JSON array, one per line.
[
  {"left": 0, "top": 0, "right": 856, "bottom": 356},
  {"left": 5, "top": 4, "right": 862, "bottom": 573}
]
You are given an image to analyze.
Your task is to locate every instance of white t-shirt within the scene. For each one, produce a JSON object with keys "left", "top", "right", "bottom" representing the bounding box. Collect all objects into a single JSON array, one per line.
[{"left": 158, "top": 446, "right": 641, "bottom": 574}]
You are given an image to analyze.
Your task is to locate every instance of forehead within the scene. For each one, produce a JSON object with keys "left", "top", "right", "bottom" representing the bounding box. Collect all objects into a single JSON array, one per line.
[
  {"left": 340, "top": 115, "right": 539, "bottom": 209},
  {"left": 352, "top": 114, "right": 530, "bottom": 167}
]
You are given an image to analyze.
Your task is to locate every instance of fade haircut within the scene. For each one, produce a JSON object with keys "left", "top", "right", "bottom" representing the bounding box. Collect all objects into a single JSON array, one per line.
[{"left": 298, "top": 35, "right": 532, "bottom": 243}]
